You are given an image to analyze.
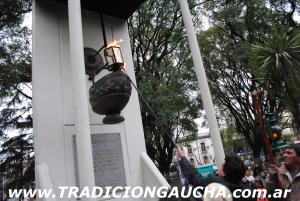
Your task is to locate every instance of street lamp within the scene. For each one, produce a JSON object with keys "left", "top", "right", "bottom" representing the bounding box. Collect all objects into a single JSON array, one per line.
[
  {"left": 104, "top": 44, "right": 124, "bottom": 71},
  {"left": 84, "top": 40, "right": 125, "bottom": 79},
  {"left": 83, "top": 17, "right": 131, "bottom": 124}
]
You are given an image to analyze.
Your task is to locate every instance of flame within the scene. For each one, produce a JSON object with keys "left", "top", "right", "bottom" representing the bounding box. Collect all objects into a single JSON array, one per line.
[
  {"left": 120, "top": 63, "right": 126, "bottom": 72},
  {"left": 106, "top": 39, "right": 123, "bottom": 48}
]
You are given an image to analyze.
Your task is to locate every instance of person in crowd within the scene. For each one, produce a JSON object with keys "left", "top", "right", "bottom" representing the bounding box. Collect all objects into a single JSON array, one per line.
[
  {"left": 176, "top": 149, "right": 255, "bottom": 201},
  {"left": 254, "top": 177, "right": 265, "bottom": 188},
  {"left": 241, "top": 176, "right": 250, "bottom": 187},
  {"left": 177, "top": 161, "right": 190, "bottom": 186},
  {"left": 244, "top": 169, "right": 255, "bottom": 184},
  {"left": 158, "top": 183, "right": 232, "bottom": 201},
  {"left": 265, "top": 143, "right": 300, "bottom": 201},
  {"left": 259, "top": 171, "right": 267, "bottom": 181},
  {"left": 253, "top": 164, "right": 263, "bottom": 177},
  {"left": 189, "top": 158, "right": 197, "bottom": 168},
  {"left": 253, "top": 177, "right": 268, "bottom": 201},
  {"left": 248, "top": 166, "right": 254, "bottom": 177},
  {"left": 175, "top": 148, "right": 191, "bottom": 186},
  {"left": 159, "top": 186, "right": 200, "bottom": 201}
]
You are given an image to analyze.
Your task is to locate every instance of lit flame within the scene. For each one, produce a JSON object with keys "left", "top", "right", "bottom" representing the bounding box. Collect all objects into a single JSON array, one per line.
[
  {"left": 120, "top": 63, "right": 126, "bottom": 72},
  {"left": 106, "top": 39, "right": 123, "bottom": 48}
]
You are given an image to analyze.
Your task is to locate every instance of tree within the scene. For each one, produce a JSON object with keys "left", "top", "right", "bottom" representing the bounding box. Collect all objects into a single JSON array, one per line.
[
  {"left": 251, "top": 30, "right": 300, "bottom": 133},
  {"left": 0, "top": 134, "right": 34, "bottom": 190},
  {"left": 268, "top": 0, "right": 300, "bottom": 28},
  {"left": 198, "top": 24, "right": 262, "bottom": 158},
  {"left": 0, "top": 0, "right": 32, "bottom": 135},
  {"left": 220, "top": 124, "right": 250, "bottom": 154},
  {"left": 128, "top": 0, "right": 203, "bottom": 176},
  {"left": 199, "top": 0, "right": 300, "bottom": 158},
  {"left": 0, "top": 0, "right": 31, "bottom": 30},
  {"left": 0, "top": 0, "right": 33, "bottom": 190}
]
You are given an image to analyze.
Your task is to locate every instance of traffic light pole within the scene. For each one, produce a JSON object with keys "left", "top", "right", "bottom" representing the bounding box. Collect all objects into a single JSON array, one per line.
[
  {"left": 251, "top": 90, "right": 276, "bottom": 164},
  {"left": 252, "top": 90, "right": 286, "bottom": 201}
]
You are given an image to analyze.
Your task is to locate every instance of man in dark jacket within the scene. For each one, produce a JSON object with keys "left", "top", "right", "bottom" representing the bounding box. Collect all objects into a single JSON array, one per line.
[{"left": 177, "top": 149, "right": 255, "bottom": 201}]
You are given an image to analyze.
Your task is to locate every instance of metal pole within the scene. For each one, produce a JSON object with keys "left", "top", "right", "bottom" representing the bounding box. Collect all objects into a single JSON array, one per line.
[
  {"left": 67, "top": 0, "right": 95, "bottom": 194},
  {"left": 178, "top": 0, "right": 225, "bottom": 168}
]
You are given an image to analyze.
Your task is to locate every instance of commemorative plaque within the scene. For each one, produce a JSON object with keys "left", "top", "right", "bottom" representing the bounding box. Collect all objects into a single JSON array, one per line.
[
  {"left": 73, "top": 133, "right": 127, "bottom": 188},
  {"left": 91, "top": 133, "right": 126, "bottom": 187}
]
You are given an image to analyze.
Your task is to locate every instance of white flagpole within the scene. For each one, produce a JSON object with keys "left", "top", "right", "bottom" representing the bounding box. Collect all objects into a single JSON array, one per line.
[{"left": 178, "top": 0, "right": 225, "bottom": 168}]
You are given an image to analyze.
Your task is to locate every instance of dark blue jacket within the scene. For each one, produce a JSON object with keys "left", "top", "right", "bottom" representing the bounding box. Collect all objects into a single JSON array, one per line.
[{"left": 178, "top": 157, "right": 255, "bottom": 201}]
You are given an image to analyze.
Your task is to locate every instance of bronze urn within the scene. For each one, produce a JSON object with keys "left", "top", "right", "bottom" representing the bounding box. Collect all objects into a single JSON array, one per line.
[{"left": 89, "top": 71, "right": 132, "bottom": 124}]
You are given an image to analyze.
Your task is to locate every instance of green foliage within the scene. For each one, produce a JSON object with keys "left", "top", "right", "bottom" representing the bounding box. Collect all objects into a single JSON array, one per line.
[
  {"left": 0, "top": 0, "right": 31, "bottom": 30},
  {"left": 0, "top": 134, "right": 34, "bottom": 189},
  {"left": 199, "top": 0, "right": 300, "bottom": 158},
  {"left": 129, "top": 0, "right": 203, "bottom": 175},
  {"left": 0, "top": 26, "right": 32, "bottom": 133},
  {"left": 251, "top": 30, "right": 300, "bottom": 130},
  {"left": 251, "top": 30, "right": 300, "bottom": 82},
  {"left": 220, "top": 125, "right": 250, "bottom": 154},
  {"left": 0, "top": 0, "right": 32, "bottom": 136},
  {"left": 268, "top": 0, "right": 300, "bottom": 27},
  {"left": 0, "top": 0, "right": 33, "bottom": 191}
]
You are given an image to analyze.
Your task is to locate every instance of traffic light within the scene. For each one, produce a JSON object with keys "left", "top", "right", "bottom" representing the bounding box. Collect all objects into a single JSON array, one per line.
[
  {"left": 272, "top": 130, "right": 279, "bottom": 141},
  {"left": 270, "top": 125, "right": 282, "bottom": 142},
  {"left": 265, "top": 113, "right": 282, "bottom": 143},
  {"left": 265, "top": 113, "right": 288, "bottom": 151}
]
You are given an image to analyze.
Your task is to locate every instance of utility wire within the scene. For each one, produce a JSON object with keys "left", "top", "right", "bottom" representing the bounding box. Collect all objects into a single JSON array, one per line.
[{"left": 126, "top": 74, "right": 178, "bottom": 149}]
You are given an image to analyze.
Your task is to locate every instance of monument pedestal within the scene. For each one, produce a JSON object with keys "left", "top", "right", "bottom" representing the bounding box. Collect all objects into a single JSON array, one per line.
[{"left": 32, "top": 0, "right": 169, "bottom": 200}]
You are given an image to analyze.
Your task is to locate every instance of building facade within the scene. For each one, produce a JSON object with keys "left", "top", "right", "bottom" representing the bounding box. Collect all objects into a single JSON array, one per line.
[{"left": 179, "top": 132, "right": 216, "bottom": 167}]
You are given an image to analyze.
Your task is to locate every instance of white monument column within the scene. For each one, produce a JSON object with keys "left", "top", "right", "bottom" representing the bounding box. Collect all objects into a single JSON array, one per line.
[
  {"left": 33, "top": 1, "right": 168, "bottom": 200},
  {"left": 178, "top": 0, "right": 225, "bottom": 167},
  {"left": 67, "top": 0, "right": 95, "bottom": 191}
]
